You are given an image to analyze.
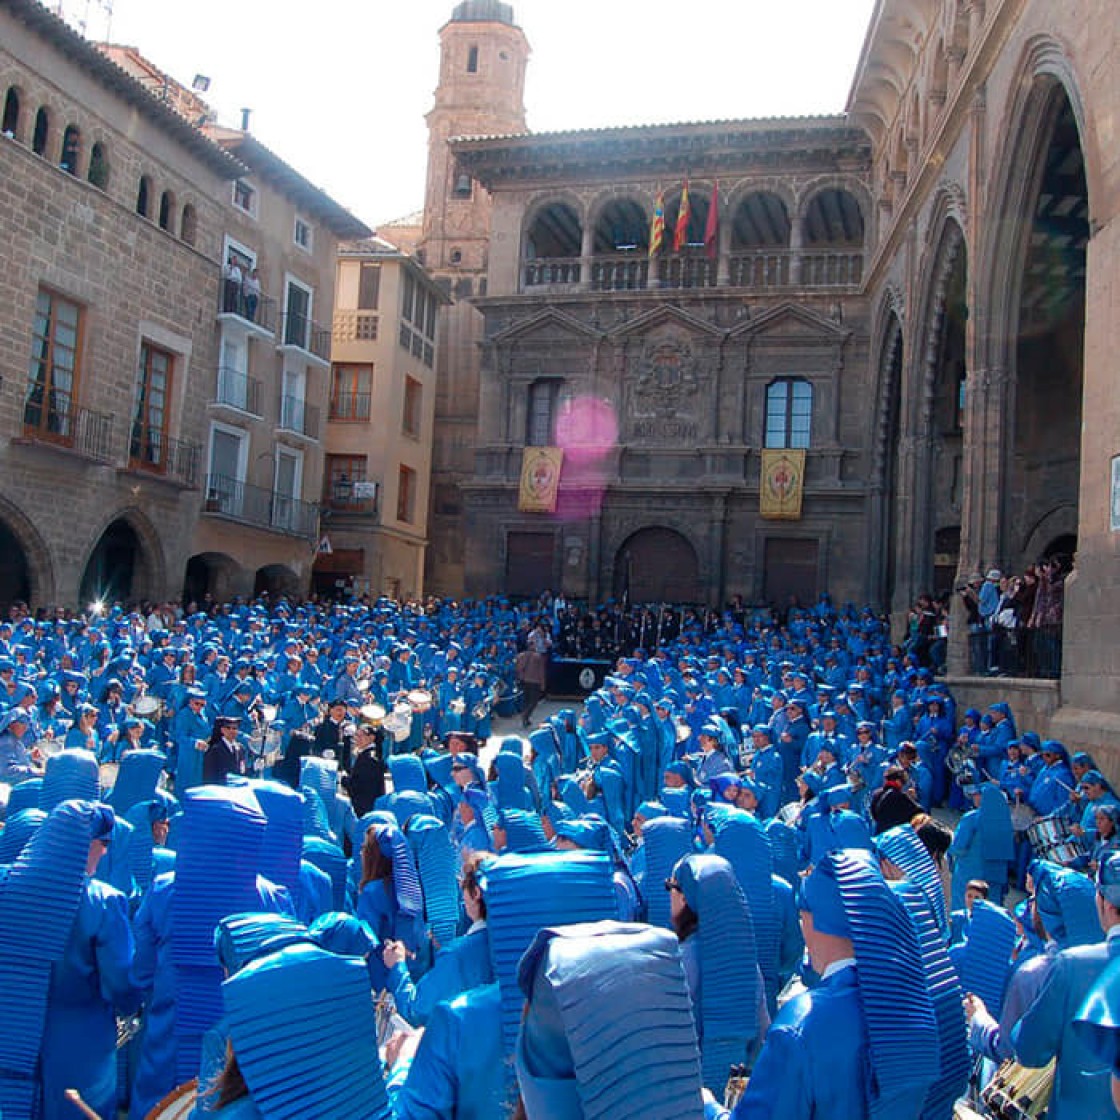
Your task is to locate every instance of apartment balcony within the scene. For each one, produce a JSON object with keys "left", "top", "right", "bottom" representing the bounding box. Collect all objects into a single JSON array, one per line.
[
  {"left": 128, "top": 423, "right": 201, "bottom": 487},
  {"left": 523, "top": 247, "right": 864, "bottom": 294},
  {"left": 216, "top": 286, "right": 276, "bottom": 341},
  {"left": 21, "top": 392, "right": 114, "bottom": 462},
  {"left": 278, "top": 394, "right": 320, "bottom": 441},
  {"left": 328, "top": 391, "right": 371, "bottom": 422},
  {"left": 214, "top": 367, "right": 263, "bottom": 416},
  {"left": 278, "top": 312, "right": 331, "bottom": 366},
  {"left": 202, "top": 473, "right": 319, "bottom": 539},
  {"left": 323, "top": 477, "right": 378, "bottom": 517}
]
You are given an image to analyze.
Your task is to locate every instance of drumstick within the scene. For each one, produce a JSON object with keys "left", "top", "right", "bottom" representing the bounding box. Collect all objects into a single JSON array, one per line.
[{"left": 64, "top": 1090, "right": 102, "bottom": 1120}]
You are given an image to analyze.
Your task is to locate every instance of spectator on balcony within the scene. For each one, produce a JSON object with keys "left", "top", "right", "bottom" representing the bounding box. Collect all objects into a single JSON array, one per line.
[
  {"left": 222, "top": 254, "right": 243, "bottom": 314},
  {"left": 243, "top": 267, "right": 261, "bottom": 322}
]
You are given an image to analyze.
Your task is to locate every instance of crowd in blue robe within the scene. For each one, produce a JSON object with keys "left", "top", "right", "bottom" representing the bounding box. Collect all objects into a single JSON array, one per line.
[{"left": 1, "top": 591, "right": 1119, "bottom": 1117}]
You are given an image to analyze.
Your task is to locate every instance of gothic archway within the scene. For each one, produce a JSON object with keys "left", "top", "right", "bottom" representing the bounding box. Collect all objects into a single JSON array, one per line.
[
  {"left": 614, "top": 527, "right": 700, "bottom": 604},
  {"left": 80, "top": 519, "right": 146, "bottom": 605},
  {"left": 0, "top": 498, "right": 55, "bottom": 609},
  {"left": 1004, "top": 91, "right": 1086, "bottom": 573},
  {"left": 183, "top": 552, "right": 242, "bottom": 606}
]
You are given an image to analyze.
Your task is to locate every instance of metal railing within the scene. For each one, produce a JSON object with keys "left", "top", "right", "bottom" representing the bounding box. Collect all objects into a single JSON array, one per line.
[
  {"left": 328, "top": 391, "right": 371, "bottom": 422},
  {"left": 128, "top": 423, "right": 201, "bottom": 486},
  {"left": 202, "top": 473, "right": 319, "bottom": 539},
  {"left": 332, "top": 310, "right": 379, "bottom": 341},
  {"left": 215, "top": 367, "right": 262, "bottom": 415},
  {"left": 22, "top": 391, "right": 114, "bottom": 461},
  {"left": 279, "top": 312, "right": 331, "bottom": 361},
  {"left": 278, "top": 394, "right": 320, "bottom": 440},
  {"left": 218, "top": 284, "right": 277, "bottom": 332},
  {"left": 324, "top": 477, "right": 377, "bottom": 513}
]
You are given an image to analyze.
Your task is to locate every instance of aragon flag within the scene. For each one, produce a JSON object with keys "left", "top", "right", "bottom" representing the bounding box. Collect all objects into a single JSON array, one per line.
[{"left": 649, "top": 189, "right": 665, "bottom": 258}]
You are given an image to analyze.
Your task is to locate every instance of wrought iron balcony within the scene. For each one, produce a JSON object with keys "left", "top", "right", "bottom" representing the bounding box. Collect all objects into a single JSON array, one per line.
[
  {"left": 128, "top": 423, "right": 201, "bottom": 486},
  {"left": 278, "top": 394, "right": 320, "bottom": 440},
  {"left": 202, "top": 473, "right": 319, "bottom": 539},
  {"left": 22, "top": 391, "right": 114, "bottom": 461},
  {"left": 217, "top": 284, "right": 276, "bottom": 333},
  {"left": 328, "top": 391, "right": 371, "bottom": 422},
  {"left": 324, "top": 476, "right": 378, "bottom": 514},
  {"left": 214, "top": 366, "right": 263, "bottom": 415},
  {"left": 279, "top": 312, "right": 331, "bottom": 361}
]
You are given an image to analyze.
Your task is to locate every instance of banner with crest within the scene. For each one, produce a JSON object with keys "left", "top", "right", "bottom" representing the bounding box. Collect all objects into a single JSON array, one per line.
[
  {"left": 518, "top": 447, "right": 564, "bottom": 513},
  {"left": 760, "top": 449, "right": 806, "bottom": 519}
]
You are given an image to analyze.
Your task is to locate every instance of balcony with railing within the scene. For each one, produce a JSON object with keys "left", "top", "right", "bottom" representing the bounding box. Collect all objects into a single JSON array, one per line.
[
  {"left": 21, "top": 390, "right": 114, "bottom": 461},
  {"left": 278, "top": 394, "right": 320, "bottom": 440},
  {"left": 217, "top": 284, "right": 277, "bottom": 337},
  {"left": 279, "top": 311, "right": 331, "bottom": 364},
  {"left": 323, "top": 476, "right": 378, "bottom": 516},
  {"left": 524, "top": 247, "right": 864, "bottom": 294},
  {"left": 214, "top": 367, "right": 263, "bottom": 415},
  {"left": 202, "top": 473, "right": 319, "bottom": 539},
  {"left": 128, "top": 423, "right": 201, "bottom": 486},
  {"left": 328, "top": 391, "right": 371, "bottom": 422}
]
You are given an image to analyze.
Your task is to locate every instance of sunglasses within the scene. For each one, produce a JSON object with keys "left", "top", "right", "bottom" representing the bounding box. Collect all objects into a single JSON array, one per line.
[{"left": 664, "top": 878, "right": 681, "bottom": 893}]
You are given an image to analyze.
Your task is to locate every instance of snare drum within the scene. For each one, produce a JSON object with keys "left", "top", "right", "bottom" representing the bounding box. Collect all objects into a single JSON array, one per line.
[
  {"left": 1044, "top": 840, "right": 1086, "bottom": 867},
  {"left": 407, "top": 689, "right": 433, "bottom": 713},
  {"left": 99, "top": 761, "right": 119, "bottom": 792},
  {"left": 148, "top": 1079, "right": 198, "bottom": 1119},
  {"left": 1027, "top": 814, "right": 1070, "bottom": 853},
  {"left": 36, "top": 737, "right": 64, "bottom": 758},
  {"left": 382, "top": 705, "right": 413, "bottom": 743},
  {"left": 133, "top": 695, "right": 162, "bottom": 720}
]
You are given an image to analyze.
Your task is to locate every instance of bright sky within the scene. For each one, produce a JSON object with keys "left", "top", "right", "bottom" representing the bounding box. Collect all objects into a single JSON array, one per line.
[{"left": 71, "top": 0, "right": 878, "bottom": 231}]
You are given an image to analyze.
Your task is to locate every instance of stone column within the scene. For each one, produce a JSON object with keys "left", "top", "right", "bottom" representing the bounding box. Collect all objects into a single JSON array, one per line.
[
  {"left": 709, "top": 495, "right": 727, "bottom": 607},
  {"left": 580, "top": 221, "right": 594, "bottom": 293}
]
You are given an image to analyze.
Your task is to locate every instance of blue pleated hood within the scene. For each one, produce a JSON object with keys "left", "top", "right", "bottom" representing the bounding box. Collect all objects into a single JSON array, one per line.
[
  {"left": 223, "top": 943, "right": 392, "bottom": 1119},
  {"left": 515, "top": 920, "right": 704, "bottom": 1120},
  {"left": 673, "top": 853, "right": 760, "bottom": 1090}
]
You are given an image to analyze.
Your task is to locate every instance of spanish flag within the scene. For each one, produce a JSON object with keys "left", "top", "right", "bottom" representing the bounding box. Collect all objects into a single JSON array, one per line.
[
  {"left": 673, "top": 180, "right": 691, "bottom": 252},
  {"left": 649, "top": 189, "right": 665, "bottom": 258}
]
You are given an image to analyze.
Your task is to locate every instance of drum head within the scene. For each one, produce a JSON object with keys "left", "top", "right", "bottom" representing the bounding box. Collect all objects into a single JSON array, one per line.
[
  {"left": 98, "top": 762, "right": 119, "bottom": 792},
  {"left": 133, "top": 696, "right": 160, "bottom": 717},
  {"left": 148, "top": 1079, "right": 198, "bottom": 1119}
]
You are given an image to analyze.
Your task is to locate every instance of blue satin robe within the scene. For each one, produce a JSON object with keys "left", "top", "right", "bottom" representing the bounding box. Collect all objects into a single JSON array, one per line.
[
  {"left": 41, "top": 878, "right": 140, "bottom": 1120},
  {"left": 731, "top": 966, "right": 882, "bottom": 1119},
  {"left": 129, "top": 873, "right": 292, "bottom": 1120},
  {"left": 386, "top": 925, "right": 493, "bottom": 1027},
  {"left": 1013, "top": 936, "right": 1119, "bottom": 1120},
  {"left": 387, "top": 982, "right": 504, "bottom": 1120}
]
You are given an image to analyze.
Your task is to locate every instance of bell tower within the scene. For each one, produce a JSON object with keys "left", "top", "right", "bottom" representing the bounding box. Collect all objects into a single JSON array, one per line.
[{"left": 421, "top": 1, "right": 529, "bottom": 596}]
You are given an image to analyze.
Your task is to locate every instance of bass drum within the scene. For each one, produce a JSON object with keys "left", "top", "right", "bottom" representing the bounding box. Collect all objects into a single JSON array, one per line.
[{"left": 148, "top": 1079, "right": 198, "bottom": 1119}]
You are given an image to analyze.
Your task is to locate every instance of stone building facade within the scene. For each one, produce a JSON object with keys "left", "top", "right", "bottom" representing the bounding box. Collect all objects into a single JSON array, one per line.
[
  {"left": 0, "top": 1, "right": 369, "bottom": 610},
  {"left": 423, "top": 0, "right": 1120, "bottom": 760},
  {"left": 317, "top": 238, "right": 444, "bottom": 601},
  {"left": 451, "top": 121, "right": 874, "bottom": 608}
]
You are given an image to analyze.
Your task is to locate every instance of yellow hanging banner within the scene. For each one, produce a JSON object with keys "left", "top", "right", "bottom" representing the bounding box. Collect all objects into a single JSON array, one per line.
[
  {"left": 760, "top": 448, "right": 806, "bottom": 520},
  {"left": 518, "top": 447, "right": 564, "bottom": 513}
]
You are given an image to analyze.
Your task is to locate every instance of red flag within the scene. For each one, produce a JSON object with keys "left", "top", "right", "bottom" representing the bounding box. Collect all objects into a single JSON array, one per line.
[
  {"left": 649, "top": 189, "right": 665, "bottom": 258},
  {"left": 673, "top": 181, "right": 691, "bottom": 252},
  {"left": 704, "top": 180, "right": 719, "bottom": 260}
]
